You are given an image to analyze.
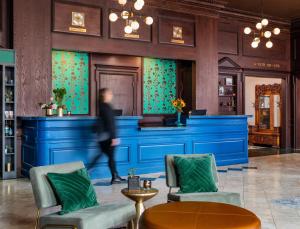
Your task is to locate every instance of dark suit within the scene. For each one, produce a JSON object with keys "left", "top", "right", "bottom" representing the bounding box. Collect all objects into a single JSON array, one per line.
[{"left": 89, "top": 102, "right": 118, "bottom": 177}]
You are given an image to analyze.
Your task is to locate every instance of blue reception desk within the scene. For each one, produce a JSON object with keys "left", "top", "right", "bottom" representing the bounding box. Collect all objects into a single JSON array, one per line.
[{"left": 21, "top": 115, "right": 249, "bottom": 179}]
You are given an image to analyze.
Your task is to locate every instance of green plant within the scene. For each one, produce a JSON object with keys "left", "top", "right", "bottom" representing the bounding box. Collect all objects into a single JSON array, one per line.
[
  {"left": 128, "top": 168, "right": 137, "bottom": 178},
  {"left": 53, "top": 88, "right": 67, "bottom": 108}
]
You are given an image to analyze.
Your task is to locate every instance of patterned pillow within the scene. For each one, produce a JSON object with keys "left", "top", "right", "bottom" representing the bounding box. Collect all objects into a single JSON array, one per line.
[
  {"left": 47, "top": 168, "right": 99, "bottom": 215},
  {"left": 174, "top": 156, "right": 218, "bottom": 193}
]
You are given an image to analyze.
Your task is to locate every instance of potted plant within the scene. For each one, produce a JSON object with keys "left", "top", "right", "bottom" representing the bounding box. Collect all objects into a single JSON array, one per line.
[
  {"left": 53, "top": 88, "right": 67, "bottom": 117},
  {"left": 171, "top": 98, "right": 186, "bottom": 126},
  {"left": 39, "top": 97, "right": 57, "bottom": 116}
]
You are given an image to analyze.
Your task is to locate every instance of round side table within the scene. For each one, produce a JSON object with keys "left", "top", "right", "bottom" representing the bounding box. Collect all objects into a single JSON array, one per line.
[{"left": 121, "top": 188, "right": 158, "bottom": 229}]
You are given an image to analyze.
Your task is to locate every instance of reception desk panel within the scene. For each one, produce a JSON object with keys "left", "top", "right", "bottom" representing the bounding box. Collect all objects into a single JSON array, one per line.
[{"left": 21, "top": 115, "right": 249, "bottom": 178}]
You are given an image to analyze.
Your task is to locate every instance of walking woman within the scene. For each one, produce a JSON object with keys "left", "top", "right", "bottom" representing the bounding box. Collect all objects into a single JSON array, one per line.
[{"left": 89, "top": 88, "right": 125, "bottom": 184}]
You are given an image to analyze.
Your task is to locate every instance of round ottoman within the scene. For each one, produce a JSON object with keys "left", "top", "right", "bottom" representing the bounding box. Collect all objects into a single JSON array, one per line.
[{"left": 140, "top": 201, "right": 261, "bottom": 229}]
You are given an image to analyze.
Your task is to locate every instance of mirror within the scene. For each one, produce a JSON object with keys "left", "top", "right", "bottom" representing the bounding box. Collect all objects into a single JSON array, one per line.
[{"left": 259, "top": 96, "right": 270, "bottom": 129}]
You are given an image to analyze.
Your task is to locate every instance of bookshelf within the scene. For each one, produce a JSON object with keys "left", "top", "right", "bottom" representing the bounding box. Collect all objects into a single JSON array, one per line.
[
  {"left": 0, "top": 49, "right": 16, "bottom": 179},
  {"left": 218, "top": 74, "right": 238, "bottom": 115}
]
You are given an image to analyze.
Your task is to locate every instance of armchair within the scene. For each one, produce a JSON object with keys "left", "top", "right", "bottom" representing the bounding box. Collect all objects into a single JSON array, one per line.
[
  {"left": 29, "top": 161, "right": 135, "bottom": 229},
  {"left": 165, "top": 154, "right": 241, "bottom": 206}
]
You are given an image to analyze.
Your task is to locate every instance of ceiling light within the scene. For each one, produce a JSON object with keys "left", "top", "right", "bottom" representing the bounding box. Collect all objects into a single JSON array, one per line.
[
  {"left": 124, "top": 25, "right": 133, "bottom": 34},
  {"left": 261, "top": 19, "right": 269, "bottom": 26},
  {"left": 264, "top": 31, "right": 272, "bottom": 39},
  {"left": 145, "top": 16, "right": 153, "bottom": 25},
  {"left": 244, "top": 27, "right": 252, "bottom": 35},
  {"left": 134, "top": 0, "right": 144, "bottom": 11},
  {"left": 254, "top": 37, "right": 260, "bottom": 43},
  {"left": 273, "top": 28, "right": 281, "bottom": 35},
  {"left": 121, "top": 11, "right": 129, "bottom": 20},
  {"left": 111, "top": 0, "right": 153, "bottom": 35},
  {"left": 256, "top": 22, "right": 263, "bottom": 30},
  {"left": 251, "top": 41, "right": 259, "bottom": 48},
  {"left": 131, "top": 20, "right": 140, "bottom": 30},
  {"left": 118, "top": 0, "right": 127, "bottom": 5},
  {"left": 266, "top": 40, "right": 273, "bottom": 48},
  {"left": 109, "top": 13, "right": 118, "bottom": 22}
]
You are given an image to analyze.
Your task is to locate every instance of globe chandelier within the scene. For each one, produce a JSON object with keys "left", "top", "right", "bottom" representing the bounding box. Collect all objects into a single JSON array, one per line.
[
  {"left": 109, "top": 0, "right": 154, "bottom": 34},
  {"left": 243, "top": 0, "right": 280, "bottom": 49}
]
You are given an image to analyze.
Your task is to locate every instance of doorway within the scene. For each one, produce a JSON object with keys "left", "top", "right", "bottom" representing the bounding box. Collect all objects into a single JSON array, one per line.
[{"left": 244, "top": 75, "right": 284, "bottom": 153}]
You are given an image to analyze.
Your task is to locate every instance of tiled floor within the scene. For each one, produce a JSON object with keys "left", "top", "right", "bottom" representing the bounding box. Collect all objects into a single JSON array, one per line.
[{"left": 1, "top": 153, "right": 300, "bottom": 229}]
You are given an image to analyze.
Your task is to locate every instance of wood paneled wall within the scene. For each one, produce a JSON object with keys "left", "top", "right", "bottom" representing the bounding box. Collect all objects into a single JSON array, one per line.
[
  {"left": 218, "top": 16, "right": 291, "bottom": 72},
  {"left": 13, "top": 0, "right": 52, "bottom": 116},
  {"left": 196, "top": 16, "right": 219, "bottom": 114},
  {"left": 292, "top": 20, "right": 300, "bottom": 148},
  {"left": 0, "top": 0, "right": 12, "bottom": 48}
]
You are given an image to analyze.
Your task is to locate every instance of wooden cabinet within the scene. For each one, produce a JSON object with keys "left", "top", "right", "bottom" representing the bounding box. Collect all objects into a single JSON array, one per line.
[
  {"left": 218, "top": 72, "right": 242, "bottom": 115},
  {"left": 249, "top": 84, "right": 281, "bottom": 147}
]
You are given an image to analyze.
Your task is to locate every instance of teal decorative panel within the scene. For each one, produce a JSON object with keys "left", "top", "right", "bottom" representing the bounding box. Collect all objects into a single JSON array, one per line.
[
  {"left": 52, "top": 50, "right": 89, "bottom": 114},
  {"left": 143, "top": 58, "right": 176, "bottom": 114},
  {"left": 0, "top": 49, "right": 15, "bottom": 64}
]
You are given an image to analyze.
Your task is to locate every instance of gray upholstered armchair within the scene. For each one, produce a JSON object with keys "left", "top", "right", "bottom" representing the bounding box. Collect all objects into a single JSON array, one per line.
[
  {"left": 29, "top": 161, "right": 135, "bottom": 229},
  {"left": 165, "top": 154, "right": 241, "bottom": 206}
]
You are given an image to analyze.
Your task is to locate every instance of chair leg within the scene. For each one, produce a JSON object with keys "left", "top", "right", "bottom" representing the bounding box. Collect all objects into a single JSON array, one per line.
[
  {"left": 127, "top": 219, "right": 134, "bottom": 229},
  {"left": 35, "top": 209, "right": 40, "bottom": 229}
]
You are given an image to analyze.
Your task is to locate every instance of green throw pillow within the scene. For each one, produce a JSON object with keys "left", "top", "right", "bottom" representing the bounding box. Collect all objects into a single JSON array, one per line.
[
  {"left": 47, "top": 168, "right": 99, "bottom": 215},
  {"left": 174, "top": 155, "right": 218, "bottom": 193}
]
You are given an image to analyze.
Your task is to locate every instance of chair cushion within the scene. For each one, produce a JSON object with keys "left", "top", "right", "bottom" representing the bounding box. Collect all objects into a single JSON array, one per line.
[
  {"left": 29, "top": 161, "right": 85, "bottom": 209},
  {"left": 174, "top": 156, "right": 218, "bottom": 193},
  {"left": 40, "top": 203, "right": 136, "bottom": 229},
  {"left": 168, "top": 192, "right": 241, "bottom": 206},
  {"left": 47, "top": 168, "right": 99, "bottom": 215}
]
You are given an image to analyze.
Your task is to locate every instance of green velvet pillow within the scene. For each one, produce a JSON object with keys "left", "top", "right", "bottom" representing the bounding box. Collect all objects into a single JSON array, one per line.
[
  {"left": 174, "top": 155, "right": 218, "bottom": 193},
  {"left": 47, "top": 168, "right": 99, "bottom": 215}
]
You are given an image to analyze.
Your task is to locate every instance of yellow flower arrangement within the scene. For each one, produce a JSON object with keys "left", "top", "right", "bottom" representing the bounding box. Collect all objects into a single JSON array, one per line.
[{"left": 171, "top": 98, "right": 186, "bottom": 112}]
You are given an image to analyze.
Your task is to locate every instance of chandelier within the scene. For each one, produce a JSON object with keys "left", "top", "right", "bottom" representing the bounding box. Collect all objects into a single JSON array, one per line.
[
  {"left": 243, "top": 0, "right": 280, "bottom": 49},
  {"left": 109, "top": 0, "right": 153, "bottom": 34}
]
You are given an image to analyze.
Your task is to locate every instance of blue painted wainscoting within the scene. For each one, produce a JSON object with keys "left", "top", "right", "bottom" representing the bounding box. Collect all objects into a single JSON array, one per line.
[{"left": 20, "top": 115, "right": 249, "bottom": 179}]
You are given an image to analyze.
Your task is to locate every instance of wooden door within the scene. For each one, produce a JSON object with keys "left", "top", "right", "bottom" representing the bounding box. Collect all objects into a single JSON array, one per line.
[
  {"left": 100, "top": 73, "right": 135, "bottom": 115},
  {"left": 95, "top": 65, "right": 138, "bottom": 116}
]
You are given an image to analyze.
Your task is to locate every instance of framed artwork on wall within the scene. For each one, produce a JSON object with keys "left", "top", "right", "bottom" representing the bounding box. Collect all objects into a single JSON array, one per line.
[
  {"left": 158, "top": 16, "right": 195, "bottom": 47},
  {"left": 52, "top": 0, "right": 102, "bottom": 37}
]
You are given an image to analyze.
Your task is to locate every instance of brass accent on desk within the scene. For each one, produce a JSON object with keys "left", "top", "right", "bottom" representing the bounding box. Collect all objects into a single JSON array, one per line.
[{"left": 121, "top": 188, "right": 158, "bottom": 229}]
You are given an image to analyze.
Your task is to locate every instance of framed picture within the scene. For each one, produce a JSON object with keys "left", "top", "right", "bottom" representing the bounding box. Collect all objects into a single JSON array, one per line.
[
  {"left": 226, "top": 78, "right": 233, "bottom": 86},
  {"left": 53, "top": 0, "right": 102, "bottom": 37},
  {"left": 219, "top": 86, "right": 225, "bottom": 96}
]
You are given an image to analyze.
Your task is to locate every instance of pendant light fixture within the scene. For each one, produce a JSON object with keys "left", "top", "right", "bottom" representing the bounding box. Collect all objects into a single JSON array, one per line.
[
  {"left": 109, "top": 0, "right": 153, "bottom": 34},
  {"left": 244, "top": 0, "right": 280, "bottom": 49}
]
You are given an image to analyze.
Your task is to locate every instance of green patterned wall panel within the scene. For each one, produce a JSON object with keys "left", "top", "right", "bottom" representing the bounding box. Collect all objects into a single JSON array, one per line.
[
  {"left": 0, "top": 49, "right": 15, "bottom": 64},
  {"left": 52, "top": 50, "right": 89, "bottom": 114},
  {"left": 143, "top": 58, "right": 176, "bottom": 114}
]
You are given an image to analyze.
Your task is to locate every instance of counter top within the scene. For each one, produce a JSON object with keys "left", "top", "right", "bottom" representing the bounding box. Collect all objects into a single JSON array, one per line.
[
  {"left": 19, "top": 116, "right": 143, "bottom": 121},
  {"left": 19, "top": 115, "right": 250, "bottom": 121},
  {"left": 189, "top": 115, "right": 250, "bottom": 119}
]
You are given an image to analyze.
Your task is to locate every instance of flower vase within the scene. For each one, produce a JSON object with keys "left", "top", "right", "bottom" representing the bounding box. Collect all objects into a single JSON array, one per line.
[
  {"left": 176, "top": 111, "right": 183, "bottom": 126},
  {"left": 46, "top": 109, "right": 53, "bottom": 116},
  {"left": 57, "top": 107, "right": 64, "bottom": 117}
]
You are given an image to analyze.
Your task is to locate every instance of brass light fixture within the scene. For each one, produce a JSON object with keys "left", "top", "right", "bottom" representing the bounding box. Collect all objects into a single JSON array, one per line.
[
  {"left": 243, "top": 0, "right": 280, "bottom": 49},
  {"left": 109, "top": 0, "right": 153, "bottom": 34}
]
